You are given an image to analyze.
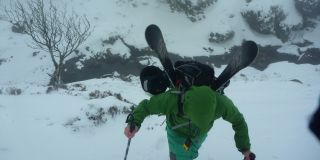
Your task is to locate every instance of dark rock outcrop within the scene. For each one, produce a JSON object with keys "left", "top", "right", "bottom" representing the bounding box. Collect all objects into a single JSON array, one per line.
[
  {"left": 295, "top": 0, "right": 320, "bottom": 18},
  {"left": 62, "top": 39, "right": 319, "bottom": 83},
  {"left": 166, "top": 0, "right": 217, "bottom": 22},
  {"left": 241, "top": 5, "right": 302, "bottom": 42},
  {"left": 209, "top": 30, "right": 235, "bottom": 43}
]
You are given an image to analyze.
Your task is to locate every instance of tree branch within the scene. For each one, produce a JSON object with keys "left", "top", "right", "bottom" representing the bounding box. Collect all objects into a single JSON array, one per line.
[{"left": 4, "top": 0, "right": 93, "bottom": 86}]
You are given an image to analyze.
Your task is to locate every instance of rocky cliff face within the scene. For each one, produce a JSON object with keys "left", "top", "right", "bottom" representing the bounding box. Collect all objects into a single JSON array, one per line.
[
  {"left": 59, "top": 0, "right": 320, "bottom": 83},
  {"left": 295, "top": 0, "right": 320, "bottom": 19},
  {"left": 166, "top": 0, "right": 217, "bottom": 22},
  {"left": 61, "top": 37, "right": 319, "bottom": 83},
  {"left": 241, "top": 5, "right": 302, "bottom": 42},
  {"left": 3, "top": 0, "right": 319, "bottom": 84}
]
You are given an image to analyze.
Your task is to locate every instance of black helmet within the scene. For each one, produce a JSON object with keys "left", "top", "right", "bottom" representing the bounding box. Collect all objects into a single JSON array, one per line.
[{"left": 140, "top": 66, "right": 169, "bottom": 95}]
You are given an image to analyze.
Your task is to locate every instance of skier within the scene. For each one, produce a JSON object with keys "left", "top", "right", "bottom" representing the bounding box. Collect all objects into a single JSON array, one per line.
[{"left": 124, "top": 64, "right": 256, "bottom": 160}]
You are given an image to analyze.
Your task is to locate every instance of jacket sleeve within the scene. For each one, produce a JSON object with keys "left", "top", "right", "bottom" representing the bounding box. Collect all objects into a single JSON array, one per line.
[
  {"left": 219, "top": 95, "right": 251, "bottom": 152},
  {"left": 131, "top": 91, "right": 176, "bottom": 128}
]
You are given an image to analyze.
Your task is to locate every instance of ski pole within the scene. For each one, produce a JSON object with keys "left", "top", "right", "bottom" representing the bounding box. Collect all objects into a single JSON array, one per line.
[
  {"left": 124, "top": 123, "right": 135, "bottom": 160},
  {"left": 124, "top": 111, "right": 135, "bottom": 160},
  {"left": 124, "top": 138, "right": 132, "bottom": 160}
]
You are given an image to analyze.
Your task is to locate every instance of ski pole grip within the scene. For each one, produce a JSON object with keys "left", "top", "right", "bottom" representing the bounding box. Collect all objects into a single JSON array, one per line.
[
  {"left": 126, "top": 115, "right": 135, "bottom": 133},
  {"left": 125, "top": 109, "right": 136, "bottom": 133},
  {"left": 244, "top": 153, "right": 256, "bottom": 160},
  {"left": 129, "top": 122, "right": 136, "bottom": 133}
]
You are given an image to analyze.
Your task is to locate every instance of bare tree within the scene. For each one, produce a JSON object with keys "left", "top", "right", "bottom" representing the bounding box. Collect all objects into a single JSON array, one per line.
[{"left": 4, "top": 0, "right": 92, "bottom": 88}]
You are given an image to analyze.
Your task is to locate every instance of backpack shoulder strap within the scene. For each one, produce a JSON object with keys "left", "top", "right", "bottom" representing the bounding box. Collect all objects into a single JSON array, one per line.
[{"left": 177, "top": 86, "right": 187, "bottom": 117}]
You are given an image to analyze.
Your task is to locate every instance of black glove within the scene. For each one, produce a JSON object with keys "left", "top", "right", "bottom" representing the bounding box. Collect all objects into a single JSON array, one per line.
[{"left": 243, "top": 152, "right": 256, "bottom": 160}]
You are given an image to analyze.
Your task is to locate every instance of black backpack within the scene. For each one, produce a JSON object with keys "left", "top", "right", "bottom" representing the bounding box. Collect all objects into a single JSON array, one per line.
[
  {"left": 139, "top": 60, "right": 229, "bottom": 97},
  {"left": 174, "top": 61, "right": 215, "bottom": 89}
]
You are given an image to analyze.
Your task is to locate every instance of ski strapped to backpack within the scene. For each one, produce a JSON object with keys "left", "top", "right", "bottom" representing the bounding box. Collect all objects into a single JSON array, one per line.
[
  {"left": 144, "top": 24, "right": 258, "bottom": 118},
  {"left": 144, "top": 24, "right": 257, "bottom": 97}
]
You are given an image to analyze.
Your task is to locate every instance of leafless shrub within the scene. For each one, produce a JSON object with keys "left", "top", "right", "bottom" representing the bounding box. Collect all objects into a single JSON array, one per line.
[
  {"left": 107, "top": 106, "right": 120, "bottom": 118},
  {"left": 68, "top": 83, "right": 87, "bottom": 91},
  {"left": 89, "top": 90, "right": 113, "bottom": 99},
  {"left": 122, "top": 106, "right": 133, "bottom": 114},
  {"left": 4, "top": 0, "right": 92, "bottom": 88},
  {"left": 114, "top": 93, "right": 123, "bottom": 101},
  {"left": 6, "top": 87, "right": 22, "bottom": 95},
  {"left": 86, "top": 108, "right": 107, "bottom": 126}
]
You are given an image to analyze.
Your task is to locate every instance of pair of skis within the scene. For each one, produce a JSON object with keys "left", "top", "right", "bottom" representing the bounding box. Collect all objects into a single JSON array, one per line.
[{"left": 145, "top": 24, "right": 258, "bottom": 91}]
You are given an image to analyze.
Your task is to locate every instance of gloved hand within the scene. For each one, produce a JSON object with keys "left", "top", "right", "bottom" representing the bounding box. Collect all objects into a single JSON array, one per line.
[
  {"left": 124, "top": 124, "right": 139, "bottom": 138},
  {"left": 242, "top": 151, "right": 256, "bottom": 160},
  {"left": 124, "top": 109, "right": 139, "bottom": 139}
]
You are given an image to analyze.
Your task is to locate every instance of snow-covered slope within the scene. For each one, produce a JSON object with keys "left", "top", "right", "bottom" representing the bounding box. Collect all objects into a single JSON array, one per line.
[{"left": 0, "top": 64, "right": 320, "bottom": 160}]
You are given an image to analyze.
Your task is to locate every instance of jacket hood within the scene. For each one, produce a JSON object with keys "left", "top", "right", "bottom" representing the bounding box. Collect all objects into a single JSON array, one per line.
[{"left": 184, "top": 86, "right": 216, "bottom": 130}]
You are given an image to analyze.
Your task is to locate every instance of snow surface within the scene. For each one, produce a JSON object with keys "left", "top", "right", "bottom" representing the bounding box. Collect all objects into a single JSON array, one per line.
[
  {"left": 0, "top": 0, "right": 320, "bottom": 160},
  {"left": 0, "top": 66, "right": 320, "bottom": 160}
]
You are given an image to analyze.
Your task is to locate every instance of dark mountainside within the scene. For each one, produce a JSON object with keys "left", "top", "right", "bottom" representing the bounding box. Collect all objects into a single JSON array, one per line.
[{"left": 61, "top": 0, "right": 320, "bottom": 83}]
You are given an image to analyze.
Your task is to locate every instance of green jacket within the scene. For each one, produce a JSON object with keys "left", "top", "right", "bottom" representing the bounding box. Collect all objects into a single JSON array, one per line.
[{"left": 132, "top": 86, "right": 251, "bottom": 152}]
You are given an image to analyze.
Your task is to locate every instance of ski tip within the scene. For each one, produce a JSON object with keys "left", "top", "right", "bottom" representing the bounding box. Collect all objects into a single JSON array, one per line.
[
  {"left": 242, "top": 40, "right": 258, "bottom": 56},
  {"left": 145, "top": 24, "right": 161, "bottom": 38},
  {"left": 146, "top": 24, "right": 160, "bottom": 31},
  {"left": 145, "top": 24, "right": 162, "bottom": 50},
  {"left": 242, "top": 40, "right": 257, "bottom": 48}
]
